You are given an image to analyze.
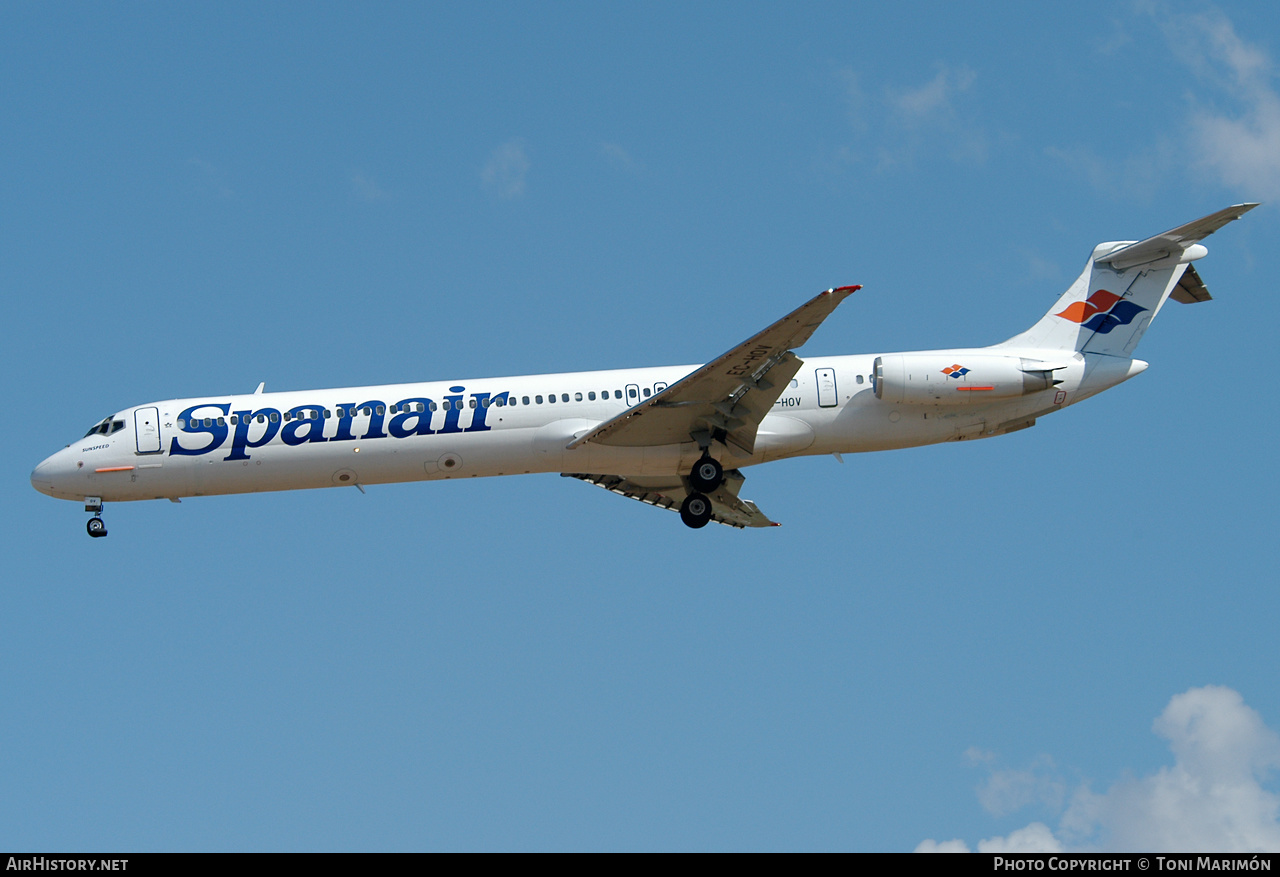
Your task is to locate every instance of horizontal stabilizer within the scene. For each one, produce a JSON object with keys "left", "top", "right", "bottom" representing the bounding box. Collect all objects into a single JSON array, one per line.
[{"left": 1096, "top": 203, "right": 1257, "bottom": 269}]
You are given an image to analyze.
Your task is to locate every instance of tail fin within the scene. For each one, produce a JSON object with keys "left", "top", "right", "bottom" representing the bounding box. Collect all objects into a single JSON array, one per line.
[{"left": 997, "top": 204, "right": 1257, "bottom": 355}]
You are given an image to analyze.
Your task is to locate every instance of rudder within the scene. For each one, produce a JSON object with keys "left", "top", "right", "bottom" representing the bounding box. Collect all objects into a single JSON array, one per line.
[{"left": 997, "top": 204, "right": 1257, "bottom": 355}]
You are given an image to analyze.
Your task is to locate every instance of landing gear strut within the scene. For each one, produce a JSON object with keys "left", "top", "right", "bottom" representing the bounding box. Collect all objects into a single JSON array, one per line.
[
  {"left": 84, "top": 496, "right": 107, "bottom": 538},
  {"left": 688, "top": 455, "right": 723, "bottom": 494},
  {"left": 680, "top": 492, "right": 712, "bottom": 529}
]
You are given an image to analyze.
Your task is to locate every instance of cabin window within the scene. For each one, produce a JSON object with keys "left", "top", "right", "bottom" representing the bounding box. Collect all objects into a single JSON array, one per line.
[
  {"left": 230, "top": 415, "right": 239, "bottom": 425},
  {"left": 535, "top": 395, "right": 543, "bottom": 404},
  {"left": 482, "top": 398, "right": 491, "bottom": 407},
  {"left": 270, "top": 412, "right": 279, "bottom": 422},
  {"left": 375, "top": 405, "right": 384, "bottom": 415},
  {"left": 548, "top": 394, "right": 556, "bottom": 403},
  {"left": 203, "top": 418, "right": 212, "bottom": 427},
  {"left": 588, "top": 391, "right": 596, "bottom": 401},
  {"left": 575, "top": 392, "right": 583, "bottom": 401},
  {"left": 176, "top": 419, "right": 185, "bottom": 428},
  {"left": 257, "top": 415, "right": 266, "bottom": 423},
  {"left": 560, "top": 393, "right": 569, "bottom": 403},
  {"left": 614, "top": 390, "right": 622, "bottom": 399},
  {"left": 856, "top": 374, "right": 864, "bottom": 384},
  {"left": 643, "top": 388, "right": 650, "bottom": 398},
  {"left": 469, "top": 399, "right": 477, "bottom": 409}
]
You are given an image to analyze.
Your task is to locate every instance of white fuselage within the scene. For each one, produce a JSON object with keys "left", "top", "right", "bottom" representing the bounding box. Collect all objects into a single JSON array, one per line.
[{"left": 29, "top": 348, "right": 1145, "bottom": 505}]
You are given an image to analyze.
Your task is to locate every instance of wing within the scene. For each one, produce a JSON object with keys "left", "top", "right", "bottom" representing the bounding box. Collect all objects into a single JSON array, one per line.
[
  {"left": 567, "top": 285, "right": 859, "bottom": 457},
  {"left": 563, "top": 469, "right": 778, "bottom": 528}
]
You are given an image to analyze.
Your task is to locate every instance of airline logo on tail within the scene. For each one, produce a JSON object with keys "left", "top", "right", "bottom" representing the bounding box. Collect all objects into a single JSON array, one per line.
[{"left": 1056, "top": 290, "right": 1146, "bottom": 334}]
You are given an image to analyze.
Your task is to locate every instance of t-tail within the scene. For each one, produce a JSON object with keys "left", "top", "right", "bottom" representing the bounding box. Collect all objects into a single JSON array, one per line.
[{"left": 997, "top": 204, "right": 1258, "bottom": 355}]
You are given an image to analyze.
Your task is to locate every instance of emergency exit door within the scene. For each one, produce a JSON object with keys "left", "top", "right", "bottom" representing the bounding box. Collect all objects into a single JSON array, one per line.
[{"left": 816, "top": 368, "right": 838, "bottom": 408}]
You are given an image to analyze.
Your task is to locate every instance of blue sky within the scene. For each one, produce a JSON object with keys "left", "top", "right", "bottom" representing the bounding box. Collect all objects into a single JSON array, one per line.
[{"left": 4, "top": 2, "right": 1279, "bottom": 852}]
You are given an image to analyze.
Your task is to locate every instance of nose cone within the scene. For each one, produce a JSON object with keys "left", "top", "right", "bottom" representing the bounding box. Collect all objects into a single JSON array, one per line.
[
  {"left": 31, "top": 447, "right": 76, "bottom": 499},
  {"left": 31, "top": 458, "right": 55, "bottom": 496}
]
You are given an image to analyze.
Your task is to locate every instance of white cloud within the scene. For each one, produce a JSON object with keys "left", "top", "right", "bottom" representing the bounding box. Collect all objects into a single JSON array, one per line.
[
  {"left": 1055, "top": 8, "right": 1280, "bottom": 199},
  {"left": 481, "top": 139, "right": 530, "bottom": 198},
  {"left": 351, "top": 171, "right": 389, "bottom": 202},
  {"left": 917, "top": 686, "right": 1280, "bottom": 853},
  {"left": 827, "top": 62, "right": 986, "bottom": 173},
  {"left": 1174, "top": 13, "right": 1280, "bottom": 199},
  {"left": 187, "top": 157, "right": 234, "bottom": 199},
  {"left": 975, "top": 755, "right": 1066, "bottom": 818},
  {"left": 600, "top": 141, "right": 638, "bottom": 172},
  {"left": 887, "top": 64, "right": 976, "bottom": 125}
]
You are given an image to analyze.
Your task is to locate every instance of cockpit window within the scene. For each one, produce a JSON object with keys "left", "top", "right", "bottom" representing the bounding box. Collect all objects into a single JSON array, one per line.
[{"left": 84, "top": 417, "right": 112, "bottom": 438}]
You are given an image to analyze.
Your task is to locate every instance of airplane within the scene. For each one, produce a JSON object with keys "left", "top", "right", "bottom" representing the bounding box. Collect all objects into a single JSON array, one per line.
[{"left": 31, "top": 204, "right": 1256, "bottom": 537}]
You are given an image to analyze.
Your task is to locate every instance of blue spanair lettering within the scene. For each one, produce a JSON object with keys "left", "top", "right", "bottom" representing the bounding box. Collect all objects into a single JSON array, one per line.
[
  {"left": 282, "top": 406, "right": 328, "bottom": 446},
  {"left": 355, "top": 401, "right": 388, "bottom": 439},
  {"left": 170, "top": 403, "right": 230, "bottom": 456},
  {"left": 465, "top": 391, "right": 508, "bottom": 432},
  {"left": 224, "top": 408, "right": 282, "bottom": 461},
  {"left": 331, "top": 403, "right": 359, "bottom": 442},
  {"left": 389, "top": 398, "right": 436, "bottom": 438},
  {"left": 439, "top": 386, "right": 466, "bottom": 434}
]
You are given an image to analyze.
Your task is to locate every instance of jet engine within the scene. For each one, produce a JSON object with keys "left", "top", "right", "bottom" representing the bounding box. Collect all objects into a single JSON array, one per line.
[{"left": 873, "top": 354, "right": 1064, "bottom": 405}]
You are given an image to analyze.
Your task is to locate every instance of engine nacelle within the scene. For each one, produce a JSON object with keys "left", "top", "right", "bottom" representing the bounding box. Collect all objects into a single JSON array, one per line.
[{"left": 873, "top": 354, "right": 1063, "bottom": 406}]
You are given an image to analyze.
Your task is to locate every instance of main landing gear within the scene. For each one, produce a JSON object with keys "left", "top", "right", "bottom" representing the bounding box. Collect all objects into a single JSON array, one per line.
[
  {"left": 679, "top": 453, "right": 724, "bottom": 529},
  {"left": 84, "top": 496, "right": 107, "bottom": 538},
  {"left": 680, "top": 492, "right": 712, "bottom": 529},
  {"left": 688, "top": 454, "right": 723, "bottom": 494}
]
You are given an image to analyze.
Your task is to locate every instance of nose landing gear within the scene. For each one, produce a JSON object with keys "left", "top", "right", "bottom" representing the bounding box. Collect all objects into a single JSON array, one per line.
[{"left": 84, "top": 497, "right": 107, "bottom": 538}]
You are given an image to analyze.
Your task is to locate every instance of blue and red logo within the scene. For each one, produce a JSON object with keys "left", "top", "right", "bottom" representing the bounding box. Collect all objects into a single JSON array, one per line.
[
  {"left": 941, "top": 364, "right": 970, "bottom": 378},
  {"left": 1056, "top": 290, "right": 1146, "bottom": 334}
]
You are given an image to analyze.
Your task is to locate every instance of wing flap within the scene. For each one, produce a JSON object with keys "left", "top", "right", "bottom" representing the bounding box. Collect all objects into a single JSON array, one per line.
[{"left": 563, "top": 469, "right": 777, "bottom": 528}]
